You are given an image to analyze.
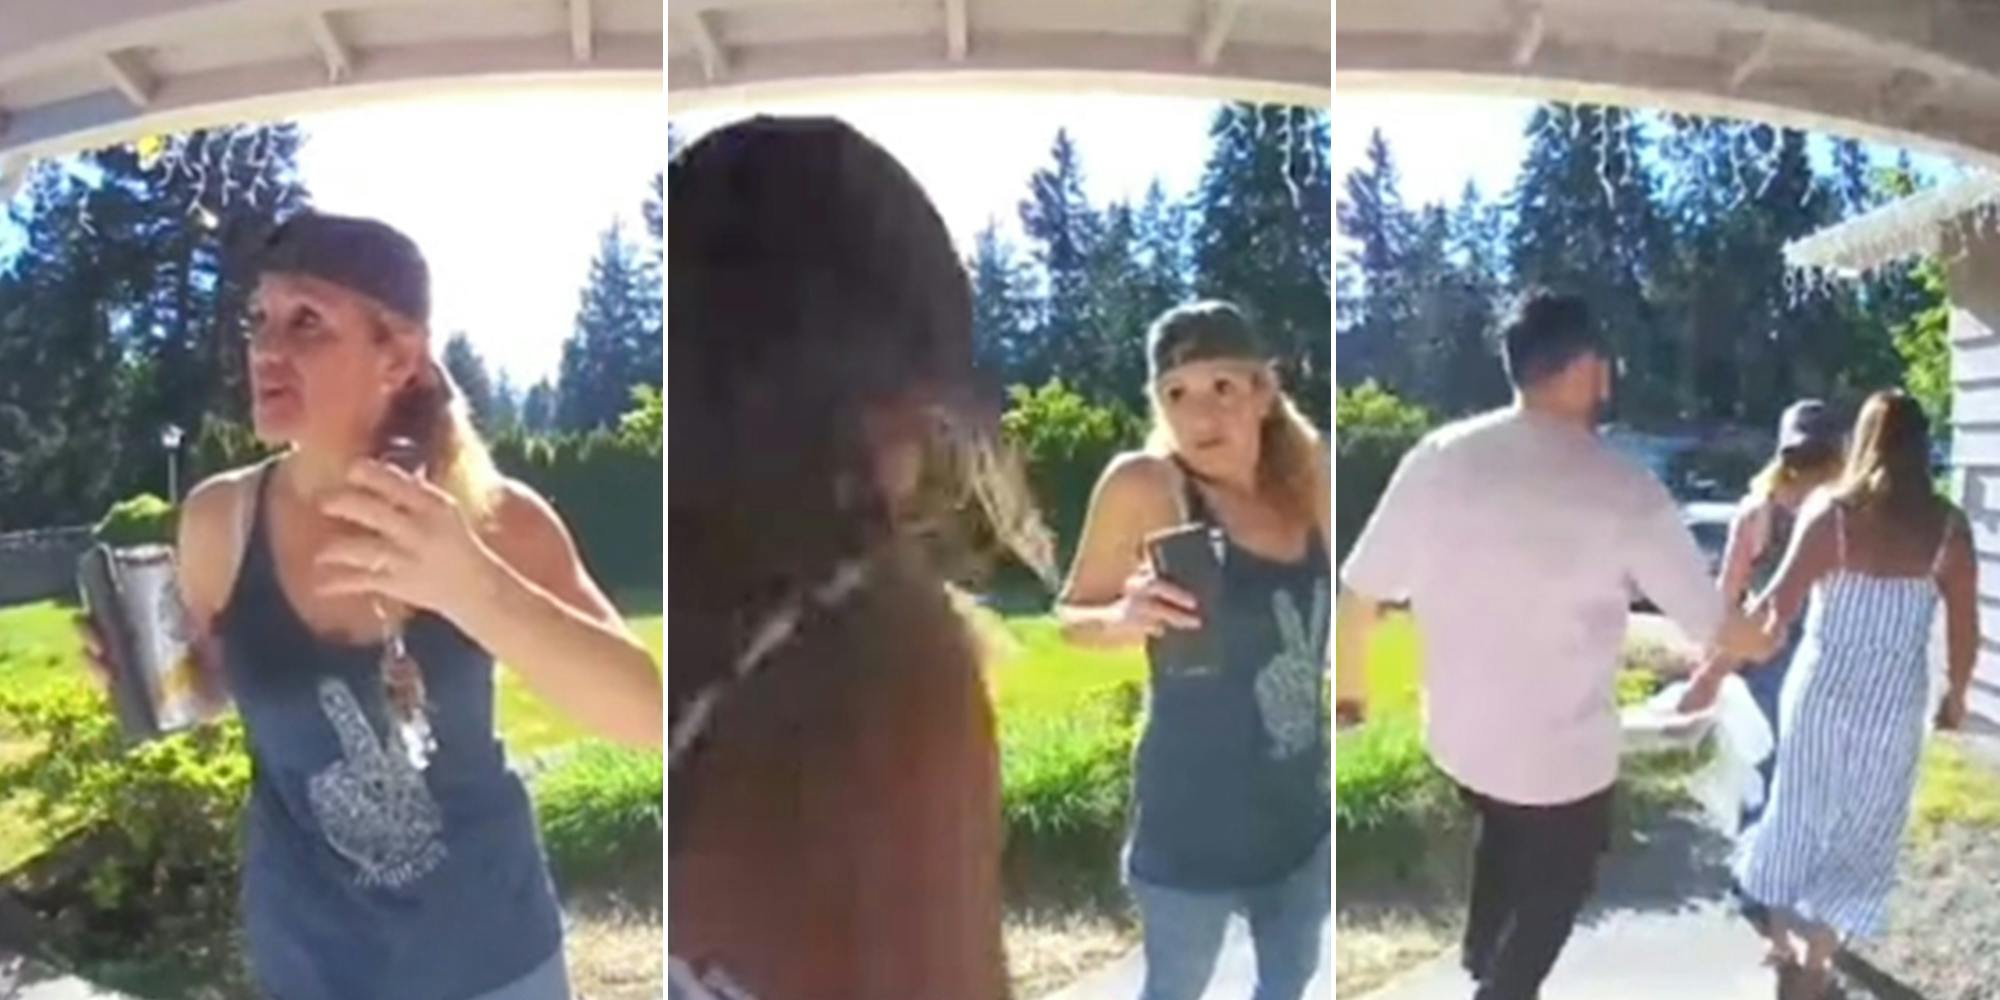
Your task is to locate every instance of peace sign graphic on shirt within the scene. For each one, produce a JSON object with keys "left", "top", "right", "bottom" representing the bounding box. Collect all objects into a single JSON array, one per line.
[
  {"left": 1254, "top": 579, "right": 1329, "bottom": 760},
  {"left": 306, "top": 677, "right": 449, "bottom": 888}
]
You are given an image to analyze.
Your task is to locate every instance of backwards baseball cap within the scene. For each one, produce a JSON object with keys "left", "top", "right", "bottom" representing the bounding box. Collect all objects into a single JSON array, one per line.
[
  {"left": 1147, "top": 301, "right": 1269, "bottom": 382},
  {"left": 1778, "top": 399, "right": 1841, "bottom": 453},
  {"left": 256, "top": 212, "right": 430, "bottom": 324}
]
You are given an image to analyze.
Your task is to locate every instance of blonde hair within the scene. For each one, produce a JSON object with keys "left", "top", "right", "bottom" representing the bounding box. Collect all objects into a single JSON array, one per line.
[
  {"left": 371, "top": 307, "right": 503, "bottom": 520},
  {"left": 1749, "top": 447, "right": 1844, "bottom": 503},
  {"left": 1148, "top": 366, "right": 1324, "bottom": 525}
]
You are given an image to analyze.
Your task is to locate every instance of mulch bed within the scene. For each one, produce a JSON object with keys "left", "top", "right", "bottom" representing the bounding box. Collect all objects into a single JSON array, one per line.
[{"left": 1843, "top": 790, "right": 2000, "bottom": 999}]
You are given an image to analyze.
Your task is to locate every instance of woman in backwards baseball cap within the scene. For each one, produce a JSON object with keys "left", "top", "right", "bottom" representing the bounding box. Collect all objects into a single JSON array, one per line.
[
  {"left": 77, "top": 212, "right": 661, "bottom": 1000},
  {"left": 1054, "top": 301, "right": 1332, "bottom": 998}
]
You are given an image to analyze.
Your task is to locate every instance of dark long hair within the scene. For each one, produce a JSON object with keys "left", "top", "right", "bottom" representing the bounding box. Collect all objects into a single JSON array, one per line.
[{"left": 668, "top": 118, "right": 1033, "bottom": 990}]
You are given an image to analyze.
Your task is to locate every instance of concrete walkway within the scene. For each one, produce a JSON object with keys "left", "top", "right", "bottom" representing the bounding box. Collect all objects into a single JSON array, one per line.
[
  {"left": 1357, "top": 812, "right": 1777, "bottom": 1000},
  {"left": 1039, "top": 920, "right": 1333, "bottom": 1000},
  {"left": 1358, "top": 900, "right": 1773, "bottom": 1000}
]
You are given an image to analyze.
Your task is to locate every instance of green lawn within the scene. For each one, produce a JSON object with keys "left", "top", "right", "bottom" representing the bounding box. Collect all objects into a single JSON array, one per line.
[{"left": 974, "top": 609, "right": 1146, "bottom": 719}]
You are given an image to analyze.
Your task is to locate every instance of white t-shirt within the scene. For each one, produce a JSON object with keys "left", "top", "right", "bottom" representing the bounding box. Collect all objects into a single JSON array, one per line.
[{"left": 1342, "top": 407, "right": 1725, "bottom": 805}]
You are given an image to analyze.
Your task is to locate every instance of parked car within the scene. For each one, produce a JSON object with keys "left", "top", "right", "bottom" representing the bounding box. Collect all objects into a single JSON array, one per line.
[{"left": 1682, "top": 500, "right": 1735, "bottom": 579}]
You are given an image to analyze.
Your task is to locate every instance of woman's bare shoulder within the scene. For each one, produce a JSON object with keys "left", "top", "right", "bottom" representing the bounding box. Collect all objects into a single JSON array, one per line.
[
  {"left": 1099, "top": 449, "right": 1176, "bottom": 494},
  {"left": 179, "top": 464, "right": 268, "bottom": 543},
  {"left": 1092, "top": 450, "right": 1181, "bottom": 518},
  {"left": 176, "top": 462, "right": 272, "bottom": 617}
]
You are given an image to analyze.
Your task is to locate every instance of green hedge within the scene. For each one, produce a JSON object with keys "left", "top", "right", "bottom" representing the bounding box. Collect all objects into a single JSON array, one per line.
[
  {"left": 1334, "top": 382, "right": 1433, "bottom": 560},
  {"left": 531, "top": 742, "right": 663, "bottom": 894},
  {"left": 490, "top": 430, "right": 661, "bottom": 594}
]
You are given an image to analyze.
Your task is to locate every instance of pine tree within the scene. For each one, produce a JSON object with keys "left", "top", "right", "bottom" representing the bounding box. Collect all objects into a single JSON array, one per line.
[
  {"left": 1193, "top": 103, "right": 1332, "bottom": 423},
  {"left": 968, "top": 220, "right": 1036, "bottom": 384},
  {"left": 1336, "top": 128, "right": 1413, "bottom": 390},
  {"left": 490, "top": 372, "right": 523, "bottom": 434},
  {"left": 1019, "top": 130, "right": 1100, "bottom": 385},
  {"left": 557, "top": 219, "right": 657, "bottom": 431},
  {"left": 442, "top": 332, "right": 497, "bottom": 430},
  {"left": 523, "top": 379, "right": 558, "bottom": 434},
  {"left": 1511, "top": 103, "right": 1672, "bottom": 422},
  {"left": 1134, "top": 179, "right": 1192, "bottom": 324},
  {"left": 1078, "top": 200, "right": 1152, "bottom": 407}
]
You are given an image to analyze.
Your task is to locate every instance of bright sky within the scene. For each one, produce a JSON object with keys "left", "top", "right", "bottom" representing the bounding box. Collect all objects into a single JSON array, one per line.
[
  {"left": 671, "top": 91, "right": 1223, "bottom": 251},
  {"left": 297, "top": 88, "right": 663, "bottom": 385}
]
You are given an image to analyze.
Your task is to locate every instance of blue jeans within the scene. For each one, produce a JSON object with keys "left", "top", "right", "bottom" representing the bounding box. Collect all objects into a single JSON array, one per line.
[
  {"left": 470, "top": 950, "right": 570, "bottom": 1000},
  {"left": 1739, "top": 622, "right": 1802, "bottom": 829},
  {"left": 1129, "top": 837, "right": 1329, "bottom": 1000}
]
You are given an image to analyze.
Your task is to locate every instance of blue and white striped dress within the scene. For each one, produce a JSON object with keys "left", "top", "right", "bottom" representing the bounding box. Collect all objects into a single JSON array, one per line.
[{"left": 1735, "top": 504, "right": 1951, "bottom": 940}]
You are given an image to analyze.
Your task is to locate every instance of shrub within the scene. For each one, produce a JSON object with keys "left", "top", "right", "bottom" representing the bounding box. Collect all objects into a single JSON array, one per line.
[
  {"left": 531, "top": 742, "right": 664, "bottom": 894},
  {"left": 998, "top": 680, "right": 1140, "bottom": 889},
  {"left": 619, "top": 385, "right": 663, "bottom": 450},
  {"left": 93, "top": 494, "right": 178, "bottom": 548},
  {"left": 1333, "top": 714, "right": 1453, "bottom": 878},
  {"left": 1001, "top": 381, "right": 1143, "bottom": 564},
  {"left": 0, "top": 683, "right": 252, "bottom": 992},
  {"left": 1335, "top": 382, "right": 1432, "bottom": 559}
]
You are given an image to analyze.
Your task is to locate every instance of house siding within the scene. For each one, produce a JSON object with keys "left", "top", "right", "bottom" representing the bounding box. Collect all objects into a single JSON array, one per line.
[{"left": 1950, "top": 233, "right": 2000, "bottom": 724}]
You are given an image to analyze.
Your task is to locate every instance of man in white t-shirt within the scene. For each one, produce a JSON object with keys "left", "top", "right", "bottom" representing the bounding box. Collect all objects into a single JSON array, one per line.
[{"left": 1337, "top": 290, "right": 1774, "bottom": 1000}]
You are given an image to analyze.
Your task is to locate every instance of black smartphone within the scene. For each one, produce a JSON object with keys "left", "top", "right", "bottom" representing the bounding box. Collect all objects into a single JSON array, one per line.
[{"left": 1145, "top": 523, "right": 1225, "bottom": 675}]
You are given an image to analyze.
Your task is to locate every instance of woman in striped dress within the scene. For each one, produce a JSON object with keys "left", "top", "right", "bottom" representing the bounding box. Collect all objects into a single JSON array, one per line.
[{"left": 1685, "top": 390, "right": 1978, "bottom": 999}]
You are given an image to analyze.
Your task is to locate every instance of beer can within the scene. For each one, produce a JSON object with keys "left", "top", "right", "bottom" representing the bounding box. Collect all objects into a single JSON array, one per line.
[{"left": 78, "top": 544, "right": 208, "bottom": 742}]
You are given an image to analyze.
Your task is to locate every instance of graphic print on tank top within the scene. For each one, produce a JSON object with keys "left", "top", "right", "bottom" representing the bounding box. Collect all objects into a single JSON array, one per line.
[
  {"left": 1253, "top": 578, "right": 1329, "bottom": 760},
  {"left": 306, "top": 677, "right": 448, "bottom": 888}
]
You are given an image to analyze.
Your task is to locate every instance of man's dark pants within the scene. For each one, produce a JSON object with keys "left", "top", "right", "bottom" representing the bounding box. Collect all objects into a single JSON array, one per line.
[{"left": 1456, "top": 783, "right": 1615, "bottom": 1000}]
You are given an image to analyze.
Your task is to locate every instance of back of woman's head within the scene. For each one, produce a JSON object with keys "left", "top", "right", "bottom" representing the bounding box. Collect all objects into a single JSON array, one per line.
[
  {"left": 1839, "top": 390, "right": 1935, "bottom": 519},
  {"left": 666, "top": 119, "right": 1009, "bottom": 982},
  {"left": 669, "top": 117, "right": 976, "bottom": 656}
]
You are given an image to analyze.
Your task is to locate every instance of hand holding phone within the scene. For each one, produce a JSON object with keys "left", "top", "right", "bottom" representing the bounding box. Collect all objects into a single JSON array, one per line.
[{"left": 1142, "top": 523, "right": 1225, "bottom": 673}]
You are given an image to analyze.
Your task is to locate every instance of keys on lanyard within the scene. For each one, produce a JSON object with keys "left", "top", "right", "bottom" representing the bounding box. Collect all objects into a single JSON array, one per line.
[{"left": 377, "top": 605, "right": 436, "bottom": 771}]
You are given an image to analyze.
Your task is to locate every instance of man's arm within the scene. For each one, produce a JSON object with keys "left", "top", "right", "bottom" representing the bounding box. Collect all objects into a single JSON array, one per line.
[
  {"left": 1336, "top": 439, "right": 1438, "bottom": 725},
  {"left": 1624, "top": 481, "right": 1773, "bottom": 666},
  {"left": 1335, "top": 588, "right": 1381, "bottom": 726}
]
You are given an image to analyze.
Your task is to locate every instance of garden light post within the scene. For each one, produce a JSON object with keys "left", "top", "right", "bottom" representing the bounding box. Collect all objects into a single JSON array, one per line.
[{"left": 161, "top": 424, "right": 184, "bottom": 502}]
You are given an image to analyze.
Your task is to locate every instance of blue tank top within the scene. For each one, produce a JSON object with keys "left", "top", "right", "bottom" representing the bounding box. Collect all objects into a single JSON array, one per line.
[
  {"left": 1128, "top": 468, "right": 1332, "bottom": 891},
  {"left": 218, "top": 463, "right": 563, "bottom": 1000}
]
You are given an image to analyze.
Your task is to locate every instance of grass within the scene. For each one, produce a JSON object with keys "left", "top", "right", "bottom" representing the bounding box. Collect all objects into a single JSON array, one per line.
[
  {"left": 974, "top": 608, "right": 1146, "bottom": 718},
  {"left": 496, "top": 590, "right": 662, "bottom": 756},
  {"left": 1910, "top": 733, "right": 2000, "bottom": 844}
]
